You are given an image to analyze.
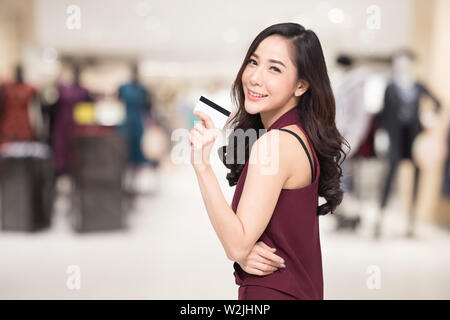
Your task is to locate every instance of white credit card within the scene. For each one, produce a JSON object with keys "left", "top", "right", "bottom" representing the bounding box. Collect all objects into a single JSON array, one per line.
[{"left": 193, "top": 96, "right": 231, "bottom": 130}]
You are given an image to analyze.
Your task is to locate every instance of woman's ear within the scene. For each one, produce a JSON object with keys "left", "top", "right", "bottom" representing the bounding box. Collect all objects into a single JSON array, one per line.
[
  {"left": 299, "top": 79, "right": 310, "bottom": 92},
  {"left": 295, "top": 79, "right": 309, "bottom": 97}
]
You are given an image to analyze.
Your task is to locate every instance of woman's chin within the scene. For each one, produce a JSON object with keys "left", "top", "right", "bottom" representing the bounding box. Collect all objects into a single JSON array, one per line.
[{"left": 244, "top": 101, "right": 264, "bottom": 115}]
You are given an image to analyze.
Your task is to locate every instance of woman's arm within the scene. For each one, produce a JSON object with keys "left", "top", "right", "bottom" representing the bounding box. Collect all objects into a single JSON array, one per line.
[
  {"left": 190, "top": 115, "right": 293, "bottom": 262},
  {"left": 237, "top": 241, "right": 286, "bottom": 276},
  {"left": 193, "top": 164, "right": 245, "bottom": 260}
]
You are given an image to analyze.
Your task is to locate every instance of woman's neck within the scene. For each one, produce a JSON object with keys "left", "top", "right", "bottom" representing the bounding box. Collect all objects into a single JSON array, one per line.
[{"left": 260, "top": 104, "right": 297, "bottom": 130}]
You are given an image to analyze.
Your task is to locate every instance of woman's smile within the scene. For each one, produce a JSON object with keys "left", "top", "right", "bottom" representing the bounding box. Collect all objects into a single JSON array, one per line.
[{"left": 247, "top": 88, "right": 268, "bottom": 101}]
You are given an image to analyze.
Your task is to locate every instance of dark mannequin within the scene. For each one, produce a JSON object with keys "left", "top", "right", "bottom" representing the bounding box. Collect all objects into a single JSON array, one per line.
[
  {"left": 117, "top": 62, "right": 156, "bottom": 194},
  {"left": 15, "top": 64, "right": 24, "bottom": 83},
  {"left": 72, "top": 64, "right": 81, "bottom": 87},
  {"left": 51, "top": 62, "right": 90, "bottom": 175},
  {"left": 374, "top": 49, "right": 441, "bottom": 239},
  {"left": 131, "top": 62, "right": 139, "bottom": 84}
]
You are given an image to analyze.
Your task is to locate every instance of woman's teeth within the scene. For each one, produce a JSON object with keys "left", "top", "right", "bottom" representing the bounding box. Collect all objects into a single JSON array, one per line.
[{"left": 249, "top": 91, "right": 267, "bottom": 97}]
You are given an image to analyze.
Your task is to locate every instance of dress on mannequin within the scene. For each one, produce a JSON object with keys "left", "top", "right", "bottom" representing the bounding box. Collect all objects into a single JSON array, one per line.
[
  {"left": 332, "top": 55, "right": 371, "bottom": 231},
  {"left": 0, "top": 66, "right": 37, "bottom": 144},
  {"left": 51, "top": 66, "right": 90, "bottom": 175},
  {"left": 117, "top": 80, "right": 150, "bottom": 165}
]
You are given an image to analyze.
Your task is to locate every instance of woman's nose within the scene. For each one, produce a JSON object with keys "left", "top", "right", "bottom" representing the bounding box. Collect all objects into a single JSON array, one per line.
[{"left": 249, "top": 67, "right": 263, "bottom": 86}]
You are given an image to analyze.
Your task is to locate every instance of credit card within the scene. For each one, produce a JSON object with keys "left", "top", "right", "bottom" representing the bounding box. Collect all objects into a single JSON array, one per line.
[{"left": 193, "top": 96, "right": 231, "bottom": 130}]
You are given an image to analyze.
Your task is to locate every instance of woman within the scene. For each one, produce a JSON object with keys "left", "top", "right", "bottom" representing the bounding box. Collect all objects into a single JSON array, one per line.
[{"left": 188, "top": 23, "right": 348, "bottom": 300}]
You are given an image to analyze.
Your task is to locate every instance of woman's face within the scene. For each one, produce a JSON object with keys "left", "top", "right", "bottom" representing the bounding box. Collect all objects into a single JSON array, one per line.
[{"left": 241, "top": 35, "right": 301, "bottom": 115}]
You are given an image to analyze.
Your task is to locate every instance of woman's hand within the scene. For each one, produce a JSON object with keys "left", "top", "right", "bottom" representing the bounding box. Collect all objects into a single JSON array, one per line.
[
  {"left": 236, "top": 241, "right": 286, "bottom": 276},
  {"left": 188, "top": 110, "right": 219, "bottom": 171}
]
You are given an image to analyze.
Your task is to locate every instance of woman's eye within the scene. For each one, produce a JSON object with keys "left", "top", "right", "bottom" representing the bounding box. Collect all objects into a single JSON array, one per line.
[
  {"left": 247, "top": 59, "right": 280, "bottom": 72},
  {"left": 270, "top": 67, "right": 281, "bottom": 72}
]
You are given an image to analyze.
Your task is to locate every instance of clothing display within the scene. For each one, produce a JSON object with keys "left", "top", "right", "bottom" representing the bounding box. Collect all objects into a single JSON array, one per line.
[
  {"left": 377, "top": 80, "right": 441, "bottom": 209},
  {"left": 69, "top": 126, "right": 127, "bottom": 232},
  {"left": 117, "top": 81, "right": 151, "bottom": 165},
  {"left": 333, "top": 67, "right": 372, "bottom": 155},
  {"left": 51, "top": 83, "right": 90, "bottom": 175},
  {"left": 354, "top": 116, "right": 377, "bottom": 158},
  {"left": 231, "top": 107, "right": 323, "bottom": 300},
  {"left": 0, "top": 82, "right": 37, "bottom": 144},
  {"left": 0, "top": 149, "right": 54, "bottom": 232},
  {"left": 332, "top": 67, "right": 373, "bottom": 231}
]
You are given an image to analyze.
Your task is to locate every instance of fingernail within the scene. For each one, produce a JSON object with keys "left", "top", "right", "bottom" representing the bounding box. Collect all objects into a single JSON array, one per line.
[{"left": 281, "top": 259, "right": 285, "bottom": 264}]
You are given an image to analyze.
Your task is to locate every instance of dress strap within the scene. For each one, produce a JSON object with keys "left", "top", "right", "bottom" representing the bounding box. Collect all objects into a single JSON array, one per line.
[{"left": 278, "top": 128, "right": 315, "bottom": 183}]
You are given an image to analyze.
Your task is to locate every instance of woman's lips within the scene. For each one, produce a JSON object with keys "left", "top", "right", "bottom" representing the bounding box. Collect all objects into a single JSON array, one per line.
[{"left": 247, "top": 90, "right": 268, "bottom": 102}]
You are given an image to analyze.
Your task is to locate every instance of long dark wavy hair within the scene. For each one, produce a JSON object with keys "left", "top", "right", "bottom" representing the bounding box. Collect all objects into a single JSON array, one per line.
[{"left": 218, "top": 22, "right": 350, "bottom": 216}]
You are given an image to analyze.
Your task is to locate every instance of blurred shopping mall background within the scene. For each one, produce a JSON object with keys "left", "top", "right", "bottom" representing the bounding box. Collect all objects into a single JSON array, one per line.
[{"left": 0, "top": 0, "right": 449, "bottom": 299}]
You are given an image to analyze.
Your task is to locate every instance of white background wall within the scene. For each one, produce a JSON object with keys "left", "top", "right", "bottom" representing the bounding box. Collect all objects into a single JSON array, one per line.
[{"left": 34, "top": 0, "right": 413, "bottom": 65}]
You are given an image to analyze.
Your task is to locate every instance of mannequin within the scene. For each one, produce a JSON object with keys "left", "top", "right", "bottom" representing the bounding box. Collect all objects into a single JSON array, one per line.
[
  {"left": 72, "top": 63, "right": 81, "bottom": 87},
  {"left": 15, "top": 64, "right": 23, "bottom": 83},
  {"left": 0, "top": 64, "right": 37, "bottom": 144},
  {"left": 332, "top": 54, "right": 372, "bottom": 231},
  {"left": 374, "top": 49, "right": 441, "bottom": 238},
  {"left": 117, "top": 62, "right": 153, "bottom": 194},
  {"left": 0, "top": 64, "right": 54, "bottom": 232},
  {"left": 51, "top": 63, "right": 90, "bottom": 175}
]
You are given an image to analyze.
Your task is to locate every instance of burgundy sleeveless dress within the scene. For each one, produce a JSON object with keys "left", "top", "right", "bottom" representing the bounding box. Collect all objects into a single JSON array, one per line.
[{"left": 231, "top": 107, "right": 323, "bottom": 300}]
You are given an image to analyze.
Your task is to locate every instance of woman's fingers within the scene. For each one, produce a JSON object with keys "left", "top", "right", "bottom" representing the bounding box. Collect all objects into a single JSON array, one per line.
[
  {"left": 243, "top": 260, "right": 277, "bottom": 276},
  {"left": 190, "top": 123, "right": 216, "bottom": 147},
  {"left": 193, "top": 110, "right": 215, "bottom": 130},
  {"left": 251, "top": 251, "right": 279, "bottom": 268},
  {"left": 188, "top": 131, "right": 201, "bottom": 146},
  {"left": 252, "top": 261, "right": 278, "bottom": 274},
  {"left": 258, "top": 241, "right": 275, "bottom": 251},
  {"left": 191, "top": 128, "right": 203, "bottom": 140},
  {"left": 256, "top": 243, "right": 285, "bottom": 268},
  {"left": 194, "top": 122, "right": 205, "bottom": 134}
]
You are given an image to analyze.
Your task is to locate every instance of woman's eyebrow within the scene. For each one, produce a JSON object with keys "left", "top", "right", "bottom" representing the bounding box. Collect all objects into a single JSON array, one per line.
[{"left": 251, "top": 53, "right": 286, "bottom": 68}]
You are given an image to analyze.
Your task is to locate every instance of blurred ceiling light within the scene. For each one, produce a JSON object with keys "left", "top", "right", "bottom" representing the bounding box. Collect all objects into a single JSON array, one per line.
[
  {"left": 42, "top": 47, "right": 58, "bottom": 62},
  {"left": 135, "top": 1, "right": 152, "bottom": 17},
  {"left": 328, "top": 8, "right": 345, "bottom": 24},
  {"left": 144, "top": 15, "right": 161, "bottom": 32}
]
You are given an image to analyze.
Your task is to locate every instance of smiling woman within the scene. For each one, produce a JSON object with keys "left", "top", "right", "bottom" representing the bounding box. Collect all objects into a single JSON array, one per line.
[{"left": 189, "top": 22, "right": 349, "bottom": 300}]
